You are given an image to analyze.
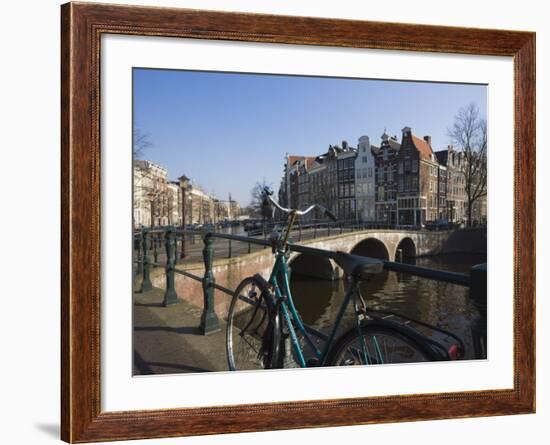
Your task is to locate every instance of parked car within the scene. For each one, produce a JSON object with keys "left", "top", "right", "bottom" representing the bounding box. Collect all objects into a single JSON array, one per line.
[{"left": 425, "top": 219, "right": 450, "bottom": 231}]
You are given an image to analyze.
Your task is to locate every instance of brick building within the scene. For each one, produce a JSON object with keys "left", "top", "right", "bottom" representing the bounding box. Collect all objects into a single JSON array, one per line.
[
  {"left": 374, "top": 131, "right": 400, "bottom": 224},
  {"left": 435, "top": 147, "right": 466, "bottom": 224},
  {"left": 395, "top": 128, "right": 440, "bottom": 226}
]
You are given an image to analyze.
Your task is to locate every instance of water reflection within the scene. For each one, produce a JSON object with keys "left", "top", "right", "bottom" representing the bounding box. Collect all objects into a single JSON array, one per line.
[{"left": 290, "top": 254, "right": 486, "bottom": 360}]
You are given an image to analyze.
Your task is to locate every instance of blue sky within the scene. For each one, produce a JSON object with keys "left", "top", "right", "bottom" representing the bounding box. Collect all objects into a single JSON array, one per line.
[{"left": 133, "top": 68, "right": 486, "bottom": 207}]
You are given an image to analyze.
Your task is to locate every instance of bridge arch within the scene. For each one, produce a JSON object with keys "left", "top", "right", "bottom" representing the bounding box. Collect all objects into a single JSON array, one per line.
[
  {"left": 350, "top": 237, "right": 390, "bottom": 261},
  {"left": 395, "top": 237, "right": 416, "bottom": 260},
  {"left": 288, "top": 253, "right": 334, "bottom": 280}
]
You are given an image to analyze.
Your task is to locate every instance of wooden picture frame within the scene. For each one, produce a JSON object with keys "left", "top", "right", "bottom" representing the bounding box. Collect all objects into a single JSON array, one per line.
[{"left": 61, "top": 2, "right": 535, "bottom": 442}]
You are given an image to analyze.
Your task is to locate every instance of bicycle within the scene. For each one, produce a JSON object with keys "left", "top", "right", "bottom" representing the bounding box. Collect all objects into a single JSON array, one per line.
[{"left": 226, "top": 188, "right": 464, "bottom": 370}]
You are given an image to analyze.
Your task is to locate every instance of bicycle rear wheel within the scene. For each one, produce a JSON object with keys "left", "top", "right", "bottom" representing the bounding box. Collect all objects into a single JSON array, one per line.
[
  {"left": 326, "top": 324, "right": 434, "bottom": 366},
  {"left": 226, "top": 276, "right": 280, "bottom": 371}
]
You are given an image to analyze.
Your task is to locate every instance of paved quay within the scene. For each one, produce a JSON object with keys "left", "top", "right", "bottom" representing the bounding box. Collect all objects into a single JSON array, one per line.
[{"left": 133, "top": 284, "right": 228, "bottom": 375}]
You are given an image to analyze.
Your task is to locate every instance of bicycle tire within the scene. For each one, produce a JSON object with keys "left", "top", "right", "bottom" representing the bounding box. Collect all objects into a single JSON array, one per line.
[
  {"left": 226, "top": 276, "right": 281, "bottom": 371},
  {"left": 325, "top": 323, "right": 436, "bottom": 366}
]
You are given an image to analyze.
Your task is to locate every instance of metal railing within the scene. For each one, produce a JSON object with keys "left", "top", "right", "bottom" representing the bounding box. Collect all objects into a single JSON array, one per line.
[
  {"left": 133, "top": 219, "right": 442, "bottom": 265},
  {"left": 133, "top": 227, "right": 486, "bottom": 356}
]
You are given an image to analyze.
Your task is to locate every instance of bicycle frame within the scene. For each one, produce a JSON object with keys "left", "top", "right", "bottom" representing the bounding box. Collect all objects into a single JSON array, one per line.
[
  {"left": 267, "top": 249, "right": 360, "bottom": 367},
  {"left": 262, "top": 193, "right": 373, "bottom": 367}
]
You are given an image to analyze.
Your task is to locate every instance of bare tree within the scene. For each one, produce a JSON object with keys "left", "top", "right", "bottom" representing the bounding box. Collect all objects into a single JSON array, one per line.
[
  {"left": 133, "top": 128, "right": 153, "bottom": 159},
  {"left": 249, "top": 178, "right": 273, "bottom": 217},
  {"left": 448, "top": 103, "right": 487, "bottom": 227}
]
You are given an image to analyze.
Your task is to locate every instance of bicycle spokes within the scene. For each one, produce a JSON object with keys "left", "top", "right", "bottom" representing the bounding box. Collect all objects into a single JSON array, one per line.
[{"left": 335, "top": 330, "right": 429, "bottom": 366}]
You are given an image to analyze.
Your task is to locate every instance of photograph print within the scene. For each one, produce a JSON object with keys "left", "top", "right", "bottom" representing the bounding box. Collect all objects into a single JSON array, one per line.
[{"left": 132, "top": 69, "right": 487, "bottom": 375}]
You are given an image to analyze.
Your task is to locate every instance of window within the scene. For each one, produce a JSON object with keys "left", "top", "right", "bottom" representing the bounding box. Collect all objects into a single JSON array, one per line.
[
  {"left": 378, "top": 186, "right": 385, "bottom": 201},
  {"left": 405, "top": 176, "right": 411, "bottom": 191},
  {"left": 383, "top": 148, "right": 388, "bottom": 160},
  {"left": 368, "top": 167, "right": 373, "bottom": 178},
  {"left": 398, "top": 162, "right": 403, "bottom": 174},
  {"left": 398, "top": 177, "right": 404, "bottom": 192},
  {"left": 412, "top": 161, "right": 418, "bottom": 173}
]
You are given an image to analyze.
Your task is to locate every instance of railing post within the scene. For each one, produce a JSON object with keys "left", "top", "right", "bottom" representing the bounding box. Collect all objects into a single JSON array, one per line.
[
  {"left": 228, "top": 238, "right": 232, "bottom": 258},
  {"left": 153, "top": 232, "right": 159, "bottom": 264},
  {"left": 340, "top": 223, "right": 343, "bottom": 235},
  {"left": 135, "top": 233, "right": 143, "bottom": 276},
  {"left": 247, "top": 230, "right": 251, "bottom": 254},
  {"left": 469, "top": 263, "right": 487, "bottom": 359},
  {"left": 298, "top": 222, "right": 302, "bottom": 241},
  {"left": 200, "top": 232, "right": 221, "bottom": 335},
  {"left": 328, "top": 222, "right": 331, "bottom": 237},
  {"left": 174, "top": 233, "right": 180, "bottom": 264},
  {"left": 163, "top": 227, "right": 180, "bottom": 306},
  {"left": 140, "top": 228, "right": 153, "bottom": 293},
  {"left": 313, "top": 224, "right": 317, "bottom": 239}
]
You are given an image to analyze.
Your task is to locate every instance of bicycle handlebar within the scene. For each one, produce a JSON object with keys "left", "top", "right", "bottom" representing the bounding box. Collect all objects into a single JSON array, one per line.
[{"left": 264, "top": 189, "right": 337, "bottom": 222}]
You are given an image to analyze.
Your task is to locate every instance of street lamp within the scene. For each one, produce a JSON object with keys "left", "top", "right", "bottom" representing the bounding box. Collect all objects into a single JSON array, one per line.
[{"left": 178, "top": 175, "right": 190, "bottom": 259}]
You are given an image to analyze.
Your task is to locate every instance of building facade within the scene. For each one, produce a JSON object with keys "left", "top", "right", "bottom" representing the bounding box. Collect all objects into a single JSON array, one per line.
[
  {"left": 374, "top": 131, "right": 400, "bottom": 224},
  {"left": 435, "top": 146, "right": 467, "bottom": 225},
  {"left": 296, "top": 157, "right": 315, "bottom": 216},
  {"left": 132, "top": 159, "right": 234, "bottom": 228},
  {"left": 395, "top": 128, "right": 440, "bottom": 226},
  {"left": 355, "top": 135, "right": 376, "bottom": 221},
  {"left": 166, "top": 182, "right": 181, "bottom": 226},
  {"left": 336, "top": 141, "right": 357, "bottom": 220},
  {"left": 276, "top": 127, "right": 476, "bottom": 228},
  {"left": 188, "top": 184, "right": 215, "bottom": 225},
  {"left": 133, "top": 160, "right": 169, "bottom": 228}
]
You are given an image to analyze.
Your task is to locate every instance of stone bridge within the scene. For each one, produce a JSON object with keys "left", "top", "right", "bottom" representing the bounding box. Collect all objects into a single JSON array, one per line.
[{"left": 149, "top": 228, "right": 486, "bottom": 317}]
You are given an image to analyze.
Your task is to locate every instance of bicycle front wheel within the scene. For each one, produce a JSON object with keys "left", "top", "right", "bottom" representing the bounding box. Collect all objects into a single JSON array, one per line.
[
  {"left": 226, "top": 276, "right": 280, "bottom": 371},
  {"left": 326, "top": 324, "right": 433, "bottom": 366}
]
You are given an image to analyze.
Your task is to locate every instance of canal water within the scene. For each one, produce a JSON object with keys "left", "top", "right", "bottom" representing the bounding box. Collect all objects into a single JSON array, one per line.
[{"left": 290, "top": 253, "right": 486, "bottom": 360}]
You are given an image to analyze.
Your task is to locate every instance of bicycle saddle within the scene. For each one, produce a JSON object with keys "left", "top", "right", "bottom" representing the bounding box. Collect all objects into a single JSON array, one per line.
[{"left": 332, "top": 251, "right": 384, "bottom": 279}]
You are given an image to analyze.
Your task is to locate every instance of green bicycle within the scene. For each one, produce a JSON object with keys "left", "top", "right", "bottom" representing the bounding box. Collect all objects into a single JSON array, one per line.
[{"left": 226, "top": 188, "right": 464, "bottom": 370}]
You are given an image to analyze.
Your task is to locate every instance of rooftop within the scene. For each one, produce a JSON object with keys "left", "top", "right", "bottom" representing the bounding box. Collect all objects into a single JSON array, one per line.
[{"left": 411, "top": 135, "right": 436, "bottom": 161}]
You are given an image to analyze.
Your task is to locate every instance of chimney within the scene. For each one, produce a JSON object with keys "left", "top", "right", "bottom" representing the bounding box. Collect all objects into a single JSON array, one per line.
[
  {"left": 424, "top": 135, "right": 432, "bottom": 145},
  {"left": 342, "top": 140, "right": 348, "bottom": 150}
]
